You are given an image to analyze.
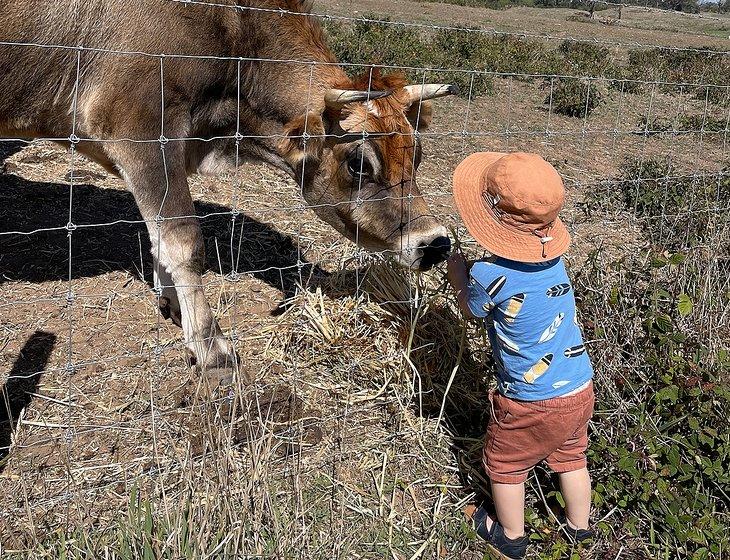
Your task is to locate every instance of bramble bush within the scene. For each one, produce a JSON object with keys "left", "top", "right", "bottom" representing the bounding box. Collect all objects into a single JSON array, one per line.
[
  {"left": 571, "top": 160, "right": 730, "bottom": 557},
  {"left": 617, "top": 159, "right": 730, "bottom": 250},
  {"left": 626, "top": 48, "right": 730, "bottom": 103},
  {"left": 545, "top": 77, "right": 603, "bottom": 117}
]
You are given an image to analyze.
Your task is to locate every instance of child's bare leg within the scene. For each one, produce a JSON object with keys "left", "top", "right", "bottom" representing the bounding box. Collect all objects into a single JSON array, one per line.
[
  {"left": 491, "top": 481, "right": 526, "bottom": 539},
  {"left": 558, "top": 468, "right": 591, "bottom": 529}
]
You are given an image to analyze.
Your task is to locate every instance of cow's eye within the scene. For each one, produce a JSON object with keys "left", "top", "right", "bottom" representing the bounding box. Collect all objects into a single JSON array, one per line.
[{"left": 347, "top": 155, "right": 372, "bottom": 178}]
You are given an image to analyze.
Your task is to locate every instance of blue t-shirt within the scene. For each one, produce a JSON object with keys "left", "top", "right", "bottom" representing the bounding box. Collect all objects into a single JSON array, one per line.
[{"left": 466, "top": 256, "right": 593, "bottom": 401}]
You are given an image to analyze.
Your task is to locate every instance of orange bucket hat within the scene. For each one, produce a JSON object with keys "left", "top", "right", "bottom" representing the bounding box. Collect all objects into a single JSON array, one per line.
[{"left": 452, "top": 152, "right": 571, "bottom": 263}]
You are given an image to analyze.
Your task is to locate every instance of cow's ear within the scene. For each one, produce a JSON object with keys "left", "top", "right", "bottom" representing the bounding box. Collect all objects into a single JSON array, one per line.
[
  {"left": 279, "top": 112, "right": 325, "bottom": 170},
  {"left": 406, "top": 100, "right": 433, "bottom": 131}
]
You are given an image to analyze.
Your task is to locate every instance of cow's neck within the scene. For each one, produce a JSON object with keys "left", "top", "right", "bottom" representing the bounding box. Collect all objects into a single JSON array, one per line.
[
  {"left": 237, "top": 62, "right": 347, "bottom": 179},
  {"left": 195, "top": 8, "right": 350, "bottom": 178}
]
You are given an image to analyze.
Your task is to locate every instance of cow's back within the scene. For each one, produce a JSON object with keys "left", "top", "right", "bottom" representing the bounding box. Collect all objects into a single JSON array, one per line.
[{"left": 0, "top": 0, "right": 242, "bottom": 138}]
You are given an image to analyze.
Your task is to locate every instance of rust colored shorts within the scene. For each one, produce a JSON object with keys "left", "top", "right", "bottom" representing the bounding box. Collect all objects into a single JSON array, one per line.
[{"left": 483, "top": 383, "right": 594, "bottom": 484}]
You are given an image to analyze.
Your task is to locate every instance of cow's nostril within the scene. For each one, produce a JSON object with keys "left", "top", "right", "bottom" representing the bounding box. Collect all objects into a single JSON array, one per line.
[
  {"left": 430, "top": 236, "right": 451, "bottom": 254},
  {"left": 418, "top": 235, "right": 452, "bottom": 270}
]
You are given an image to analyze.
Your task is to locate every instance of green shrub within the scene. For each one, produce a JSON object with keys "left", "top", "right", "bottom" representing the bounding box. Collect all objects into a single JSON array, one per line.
[
  {"left": 579, "top": 255, "right": 730, "bottom": 557},
  {"left": 324, "top": 19, "right": 567, "bottom": 97},
  {"left": 607, "top": 75, "right": 643, "bottom": 94},
  {"left": 558, "top": 40, "right": 612, "bottom": 75},
  {"left": 420, "top": 0, "right": 535, "bottom": 8},
  {"left": 625, "top": 47, "right": 730, "bottom": 104},
  {"left": 576, "top": 157, "right": 729, "bottom": 556},
  {"left": 545, "top": 77, "right": 603, "bottom": 117},
  {"left": 616, "top": 159, "right": 730, "bottom": 250},
  {"left": 534, "top": 0, "right": 611, "bottom": 8},
  {"left": 467, "top": 34, "right": 562, "bottom": 76},
  {"left": 323, "top": 19, "right": 425, "bottom": 72},
  {"left": 636, "top": 114, "right": 728, "bottom": 135},
  {"left": 323, "top": 19, "right": 494, "bottom": 95},
  {"left": 677, "top": 114, "right": 728, "bottom": 133}
]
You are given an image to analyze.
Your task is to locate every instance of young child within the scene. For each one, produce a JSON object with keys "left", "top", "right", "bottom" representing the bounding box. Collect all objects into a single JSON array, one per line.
[{"left": 446, "top": 152, "right": 595, "bottom": 560}]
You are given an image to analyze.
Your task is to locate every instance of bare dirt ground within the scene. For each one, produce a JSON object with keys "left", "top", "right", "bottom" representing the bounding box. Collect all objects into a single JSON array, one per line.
[{"left": 0, "top": 3, "right": 728, "bottom": 557}]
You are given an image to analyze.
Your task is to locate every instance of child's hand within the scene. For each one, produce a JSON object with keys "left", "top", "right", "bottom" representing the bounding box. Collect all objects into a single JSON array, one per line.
[{"left": 447, "top": 251, "right": 468, "bottom": 288}]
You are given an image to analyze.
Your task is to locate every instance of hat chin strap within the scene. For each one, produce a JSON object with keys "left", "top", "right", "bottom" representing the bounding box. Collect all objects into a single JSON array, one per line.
[
  {"left": 533, "top": 226, "right": 555, "bottom": 259},
  {"left": 540, "top": 238, "right": 553, "bottom": 258}
]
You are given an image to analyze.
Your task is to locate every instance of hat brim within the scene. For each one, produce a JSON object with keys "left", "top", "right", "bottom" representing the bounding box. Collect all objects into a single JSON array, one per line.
[{"left": 453, "top": 152, "right": 571, "bottom": 263}]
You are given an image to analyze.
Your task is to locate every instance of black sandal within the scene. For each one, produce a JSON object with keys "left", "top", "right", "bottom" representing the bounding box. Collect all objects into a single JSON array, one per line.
[
  {"left": 557, "top": 514, "right": 595, "bottom": 543},
  {"left": 466, "top": 504, "right": 530, "bottom": 560}
]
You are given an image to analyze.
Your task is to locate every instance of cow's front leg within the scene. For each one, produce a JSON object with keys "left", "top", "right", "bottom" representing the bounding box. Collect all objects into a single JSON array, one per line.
[
  {"left": 117, "top": 144, "right": 236, "bottom": 373},
  {"left": 148, "top": 217, "right": 235, "bottom": 371}
]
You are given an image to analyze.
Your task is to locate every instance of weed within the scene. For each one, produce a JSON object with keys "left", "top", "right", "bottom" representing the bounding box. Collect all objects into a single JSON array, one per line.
[
  {"left": 626, "top": 47, "right": 730, "bottom": 103},
  {"left": 573, "top": 157, "right": 730, "bottom": 558},
  {"left": 617, "top": 159, "right": 730, "bottom": 250}
]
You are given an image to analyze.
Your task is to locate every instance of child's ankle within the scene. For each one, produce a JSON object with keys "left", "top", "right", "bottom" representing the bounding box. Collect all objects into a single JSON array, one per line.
[
  {"left": 502, "top": 526, "right": 525, "bottom": 540},
  {"left": 565, "top": 516, "right": 589, "bottom": 531}
]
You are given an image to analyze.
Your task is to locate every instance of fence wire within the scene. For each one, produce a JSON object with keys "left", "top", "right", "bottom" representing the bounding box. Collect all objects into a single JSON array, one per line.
[{"left": 0, "top": 0, "right": 728, "bottom": 556}]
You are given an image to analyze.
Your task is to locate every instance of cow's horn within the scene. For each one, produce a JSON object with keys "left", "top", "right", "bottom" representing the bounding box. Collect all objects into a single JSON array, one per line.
[
  {"left": 404, "top": 84, "right": 460, "bottom": 102},
  {"left": 324, "top": 89, "right": 392, "bottom": 110}
]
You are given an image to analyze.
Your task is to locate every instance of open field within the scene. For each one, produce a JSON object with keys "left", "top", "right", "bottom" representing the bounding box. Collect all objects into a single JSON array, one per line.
[
  {"left": 1, "top": 1, "right": 728, "bottom": 559},
  {"left": 317, "top": 0, "right": 730, "bottom": 50}
]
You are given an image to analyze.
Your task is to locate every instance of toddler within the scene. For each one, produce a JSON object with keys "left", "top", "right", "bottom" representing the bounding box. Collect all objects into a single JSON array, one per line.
[{"left": 446, "top": 152, "right": 595, "bottom": 559}]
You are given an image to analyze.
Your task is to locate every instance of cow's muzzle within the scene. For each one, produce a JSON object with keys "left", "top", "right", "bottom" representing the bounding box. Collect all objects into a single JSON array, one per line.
[
  {"left": 418, "top": 235, "right": 451, "bottom": 270},
  {"left": 402, "top": 227, "right": 451, "bottom": 271}
]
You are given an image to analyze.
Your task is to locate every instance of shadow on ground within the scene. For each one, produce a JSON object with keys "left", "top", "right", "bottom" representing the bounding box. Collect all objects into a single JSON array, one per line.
[
  {"left": 0, "top": 143, "right": 329, "bottom": 307},
  {"left": 0, "top": 330, "right": 57, "bottom": 474}
]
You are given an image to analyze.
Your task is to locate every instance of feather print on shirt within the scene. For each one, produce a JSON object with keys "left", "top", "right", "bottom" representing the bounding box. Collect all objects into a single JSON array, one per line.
[
  {"left": 564, "top": 344, "right": 586, "bottom": 358},
  {"left": 546, "top": 283, "right": 571, "bottom": 298},
  {"left": 538, "top": 313, "right": 565, "bottom": 344},
  {"left": 496, "top": 331, "right": 520, "bottom": 353},
  {"left": 486, "top": 276, "right": 507, "bottom": 299}
]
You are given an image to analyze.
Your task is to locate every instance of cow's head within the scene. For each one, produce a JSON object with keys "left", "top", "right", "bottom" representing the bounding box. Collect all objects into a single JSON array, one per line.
[{"left": 280, "top": 72, "right": 457, "bottom": 270}]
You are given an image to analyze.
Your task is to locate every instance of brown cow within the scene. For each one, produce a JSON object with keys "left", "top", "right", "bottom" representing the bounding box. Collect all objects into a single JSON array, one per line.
[{"left": 0, "top": 0, "right": 456, "bottom": 373}]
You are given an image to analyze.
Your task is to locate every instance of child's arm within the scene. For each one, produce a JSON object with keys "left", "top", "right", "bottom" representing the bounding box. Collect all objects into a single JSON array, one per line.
[{"left": 447, "top": 252, "right": 478, "bottom": 319}]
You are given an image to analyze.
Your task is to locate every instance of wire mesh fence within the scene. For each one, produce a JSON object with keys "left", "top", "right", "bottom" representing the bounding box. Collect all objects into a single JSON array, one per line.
[{"left": 0, "top": 0, "right": 728, "bottom": 557}]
